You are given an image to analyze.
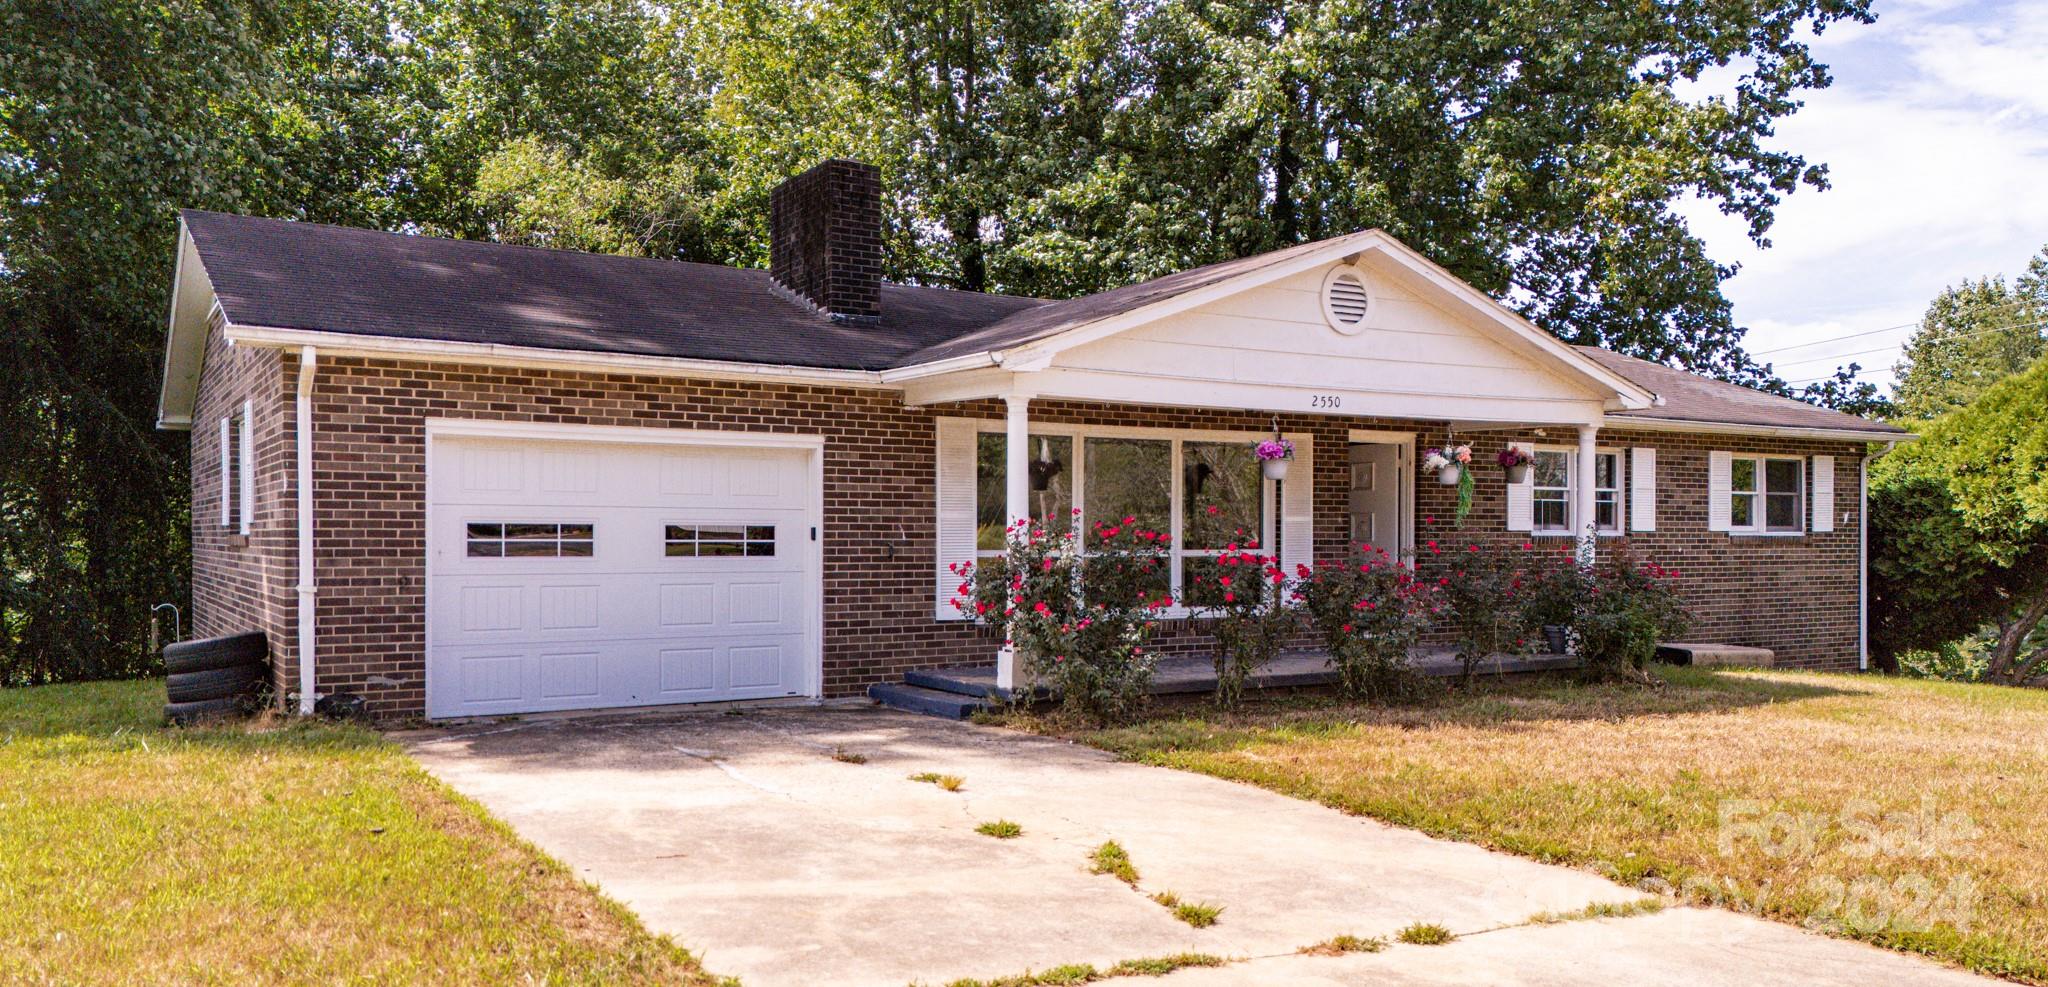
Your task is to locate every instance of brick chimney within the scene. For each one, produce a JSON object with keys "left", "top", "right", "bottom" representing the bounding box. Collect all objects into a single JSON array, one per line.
[{"left": 770, "top": 159, "right": 882, "bottom": 323}]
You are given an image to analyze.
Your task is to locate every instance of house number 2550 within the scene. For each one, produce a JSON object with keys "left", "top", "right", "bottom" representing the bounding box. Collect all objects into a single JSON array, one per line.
[{"left": 1310, "top": 394, "right": 1342, "bottom": 409}]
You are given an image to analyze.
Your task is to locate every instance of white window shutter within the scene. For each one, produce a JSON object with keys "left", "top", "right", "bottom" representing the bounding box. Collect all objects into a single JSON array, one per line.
[
  {"left": 1708, "top": 450, "right": 1732, "bottom": 533},
  {"left": 1279, "top": 434, "right": 1314, "bottom": 578},
  {"left": 219, "top": 417, "right": 233, "bottom": 527},
  {"left": 1812, "top": 455, "right": 1835, "bottom": 532},
  {"left": 1629, "top": 447, "right": 1656, "bottom": 532},
  {"left": 1505, "top": 443, "right": 1533, "bottom": 532},
  {"left": 239, "top": 401, "right": 255, "bottom": 536},
  {"left": 934, "top": 418, "right": 979, "bottom": 620}
]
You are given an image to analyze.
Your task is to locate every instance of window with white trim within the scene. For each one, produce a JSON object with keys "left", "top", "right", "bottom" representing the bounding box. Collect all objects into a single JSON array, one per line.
[
  {"left": 466, "top": 522, "right": 595, "bottom": 557},
  {"left": 1532, "top": 447, "right": 1622, "bottom": 536},
  {"left": 1729, "top": 456, "right": 1803, "bottom": 533},
  {"left": 973, "top": 428, "right": 1270, "bottom": 608},
  {"left": 218, "top": 416, "right": 235, "bottom": 528}
]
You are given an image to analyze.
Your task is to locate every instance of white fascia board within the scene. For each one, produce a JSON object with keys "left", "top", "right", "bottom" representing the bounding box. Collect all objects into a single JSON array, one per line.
[
  {"left": 222, "top": 324, "right": 891, "bottom": 388},
  {"left": 1604, "top": 415, "right": 1917, "bottom": 444},
  {"left": 156, "top": 223, "right": 214, "bottom": 431}
]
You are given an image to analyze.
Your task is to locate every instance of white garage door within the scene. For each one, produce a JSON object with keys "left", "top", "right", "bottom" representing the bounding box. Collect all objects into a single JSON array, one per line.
[{"left": 426, "top": 430, "right": 818, "bottom": 719}]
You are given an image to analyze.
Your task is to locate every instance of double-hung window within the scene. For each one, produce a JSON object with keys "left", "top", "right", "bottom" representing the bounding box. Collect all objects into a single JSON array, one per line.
[
  {"left": 1729, "top": 456, "right": 1803, "bottom": 533},
  {"left": 973, "top": 428, "right": 1270, "bottom": 611},
  {"left": 1530, "top": 447, "right": 1622, "bottom": 536}
]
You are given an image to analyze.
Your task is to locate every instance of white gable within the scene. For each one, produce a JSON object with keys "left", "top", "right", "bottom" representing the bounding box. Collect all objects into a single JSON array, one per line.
[{"left": 1039, "top": 257, "right": 1612, "bottom": 424}]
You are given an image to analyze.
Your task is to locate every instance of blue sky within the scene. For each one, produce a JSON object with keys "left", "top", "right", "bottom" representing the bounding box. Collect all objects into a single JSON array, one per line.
[{"left": 1680, "top": 0, "right": 2048, "bottom": 391}]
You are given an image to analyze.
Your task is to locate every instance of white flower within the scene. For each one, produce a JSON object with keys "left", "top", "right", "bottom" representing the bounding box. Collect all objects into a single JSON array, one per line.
[{"left": 1422, "top": 452, "right": 1450, "bottom": 472}]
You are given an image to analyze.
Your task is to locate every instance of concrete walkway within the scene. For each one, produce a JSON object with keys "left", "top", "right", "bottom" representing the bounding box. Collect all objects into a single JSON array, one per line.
[{"left": 403, "top": 706, "right": 1994, "bottom": 987}]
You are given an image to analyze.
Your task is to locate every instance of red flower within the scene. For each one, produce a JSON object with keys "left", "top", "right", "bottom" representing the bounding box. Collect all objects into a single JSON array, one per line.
[{"left": 1033, "top": 601, "right": 1051, "bottom": 615}]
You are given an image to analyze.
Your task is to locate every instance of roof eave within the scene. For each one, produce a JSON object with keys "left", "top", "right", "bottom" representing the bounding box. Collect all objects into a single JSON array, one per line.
[
  {"left": 220, "top": 324, "right": 894, "bottom": 388},
  {"left": 1605, "top": 414, "right": 1915, "bottom": 443},
  {"left": 156, "top": 220, "right": 213, "bottom": 431}
]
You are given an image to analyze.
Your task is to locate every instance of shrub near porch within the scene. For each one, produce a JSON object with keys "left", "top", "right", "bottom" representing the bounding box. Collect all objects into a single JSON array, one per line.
[
  {"left": 1075, "top": 669, "right": 2048, "bottom": 984},
  {"left": 0, "top": 680, "right": 725, "bottom": 986}
]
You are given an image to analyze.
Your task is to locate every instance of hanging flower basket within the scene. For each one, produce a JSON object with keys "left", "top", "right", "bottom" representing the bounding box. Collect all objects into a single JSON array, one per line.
[
  {"left": 1255, "top": 438, "right": 1294, "bottom": 480},
  {"left": 1422, "top": 444, "right": 1476, "bottom": 525},
  {"left": 1498, "top": 446, "right": 1533, "bottom": 485}
]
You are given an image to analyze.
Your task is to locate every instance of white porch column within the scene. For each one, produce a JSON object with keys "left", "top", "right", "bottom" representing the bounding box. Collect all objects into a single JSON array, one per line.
[
  {"left": 998, "top": 395, "right": 1031, "bottom": 691},
  {"left": 1575, "top": 423, "right": 1599, "bottom": 567}
]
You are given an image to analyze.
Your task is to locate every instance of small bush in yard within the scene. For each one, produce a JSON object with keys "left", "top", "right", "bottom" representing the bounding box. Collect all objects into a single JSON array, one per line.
[
  {"left": 1189, "top": 545, "right": 1296, "bottom": 709},
  {"left": 1519, "top": 545, "right": 1590, "bottom": 652},
  {"left": 1573, "top": 546, "right": 1689, "bottom": 683},
  {"left": 1295, "top": 547, "right": 1436, "bottom": 701},
  {"left": 950, "top": 513, "right": 1169, "bottom": 726},
  {"left": 1433, "top": 541, "right": 1536, "bottom": 681}
]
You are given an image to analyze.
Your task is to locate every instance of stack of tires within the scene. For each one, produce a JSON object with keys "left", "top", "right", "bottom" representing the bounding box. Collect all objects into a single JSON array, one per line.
[{"left": 163, "top": 631, "right": 270, "bottom": 725}]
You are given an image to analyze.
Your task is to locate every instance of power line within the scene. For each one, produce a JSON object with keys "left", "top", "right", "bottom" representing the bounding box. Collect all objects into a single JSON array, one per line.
[
  {"left": 1769, "top": 317, "right": 2048, "bottom": 378},
  {"left": 1749, "top": 298, "right": 2043, "bottom": 356}
]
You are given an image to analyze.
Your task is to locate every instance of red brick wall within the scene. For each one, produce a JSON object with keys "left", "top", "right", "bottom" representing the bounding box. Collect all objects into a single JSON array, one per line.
[
  {"left": 197, "top": 350, "right": 1870, "bottom": 717},
  {"left": 188, "top": 315, "right": 297, "bottom": 698}
]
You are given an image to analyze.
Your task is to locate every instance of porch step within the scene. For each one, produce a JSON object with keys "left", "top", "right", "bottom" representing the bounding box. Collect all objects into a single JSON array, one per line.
[
  {"left": 867, "top": 682, "right": 992, "bottom": 720},
  {"left": 904, "top": 667, "right": 1004, "bottom": 699},
  {"left": 1654, "top": 643, "right": 1775, "bottom": 668}
]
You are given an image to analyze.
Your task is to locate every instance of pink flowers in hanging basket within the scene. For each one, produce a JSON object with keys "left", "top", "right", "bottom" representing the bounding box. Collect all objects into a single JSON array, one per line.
[{"left": 1254, "top": 438, "right": 1294, "bottom": 461}]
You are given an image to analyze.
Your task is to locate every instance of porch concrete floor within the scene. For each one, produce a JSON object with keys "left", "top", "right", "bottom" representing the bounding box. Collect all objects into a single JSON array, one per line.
[{"left": 402, "top": 706, "right": 1995, "bottom": 987}]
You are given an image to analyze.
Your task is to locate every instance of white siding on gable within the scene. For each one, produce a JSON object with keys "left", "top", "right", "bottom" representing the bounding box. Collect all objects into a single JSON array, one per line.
[
  {"left": 1047, "top": 260, "right": 1606, "bottom": 418},
  {"left": 1812, "top": 455, "right": 1835, "bottom": 532},
  {"left": 934, "top": 418, "right": 978, "bottom": 620}
]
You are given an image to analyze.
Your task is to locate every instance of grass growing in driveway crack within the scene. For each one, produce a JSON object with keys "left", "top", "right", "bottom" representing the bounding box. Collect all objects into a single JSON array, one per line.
[
  {"left": 976, "top": 819, "right": 1024, "bottom": 839},
  {"left": 1298, "top": 934, "right": 1387, "bottom": 956},
  {"left": 909, "top": 771, "right": 965, "bottom": 791},
  {"left": 1528, "top": 897, "right": 1666, "bottom": 925},
  {"left": 1396, "top": 922, "right": 1456, "bottom": 945},
  {"left": 830, "top": 747, "right": 867, "bottom": 764},
  {"left": 1149, "top": 891, "right": 1222, "bottom": 928},
  {"left": 920, "top": 952, "right": 1227, "bottom": 986},
  {"left": 1089, "top": 840, "right": 1140, "bottom": 886}
]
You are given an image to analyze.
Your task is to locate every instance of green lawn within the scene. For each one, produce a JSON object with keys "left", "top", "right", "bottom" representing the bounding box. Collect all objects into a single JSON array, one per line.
[
  {"left": 1064, "top": 668, "right": 2048, "bottom": 984},
  {"left": 0, "top": 679, "right": 730, "bottom": 986}
]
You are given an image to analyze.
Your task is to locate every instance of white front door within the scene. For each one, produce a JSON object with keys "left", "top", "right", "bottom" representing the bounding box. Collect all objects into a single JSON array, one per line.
[
  {"left": 425, "top": 430, "right": 817, "bottom": 719},
  {"left": 1348, "top": 442, "right": 1404, "bottom": 559}
]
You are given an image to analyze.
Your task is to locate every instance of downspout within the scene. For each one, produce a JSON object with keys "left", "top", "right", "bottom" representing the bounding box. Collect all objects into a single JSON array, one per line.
[
  {"left": 296, "top": 346, "right": 319, "bottom": 714},
  {"left": 1860, "top": 440, "right": 1898, "bottom": 672}
]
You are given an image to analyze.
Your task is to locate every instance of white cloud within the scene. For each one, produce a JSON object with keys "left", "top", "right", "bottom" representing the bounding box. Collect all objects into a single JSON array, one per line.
[{"left": 1679, "top": 0, "right": 2048, "bottom": 389}]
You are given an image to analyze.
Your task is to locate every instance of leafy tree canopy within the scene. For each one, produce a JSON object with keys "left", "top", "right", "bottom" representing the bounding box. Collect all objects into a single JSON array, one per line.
[
  {"left": 1871, "top": 356, "right": 2048, "bottom": 683},
  {"left": 1890, "top": 246, "right": 2048, "bottom": 421}
]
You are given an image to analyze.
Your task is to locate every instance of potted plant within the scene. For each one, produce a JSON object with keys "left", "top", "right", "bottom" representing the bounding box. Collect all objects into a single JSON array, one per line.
[
  {"left": 1498, "top": 446, "right": 1532, "bottom": 485},
  {"left": 1255, "top": 438, "right": 1295, "bottom": 480},
  {"left": 1521, "top": 550, "right": 1586, "bottom": 655},
  {"left": 1422, "top": 444, "right": 1476, "bottom": 524}
]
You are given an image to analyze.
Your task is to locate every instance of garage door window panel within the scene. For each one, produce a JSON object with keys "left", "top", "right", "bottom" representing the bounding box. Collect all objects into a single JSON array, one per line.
[
  {"left": 666, "top": 524, "right": 778, "bottom": 557},
  {"left": 467, "top": 522, "right": 594, "bottom": 558}
]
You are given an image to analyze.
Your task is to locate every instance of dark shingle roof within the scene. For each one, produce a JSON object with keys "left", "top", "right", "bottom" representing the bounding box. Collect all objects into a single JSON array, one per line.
[
  {"left": 181, "top": 210, "right": 1046, "bottom": 372},
  {"left": 1582, "top": 348, "right": 1909, "bottom": 436},
  {"left": 180, "top": 210, "right": 1907, "bottom": 437}
]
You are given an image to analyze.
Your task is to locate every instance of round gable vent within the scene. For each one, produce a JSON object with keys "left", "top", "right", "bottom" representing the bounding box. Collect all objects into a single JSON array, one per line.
[{"left": 1321, "top": 267, "right": 1370, "bottom": 334}]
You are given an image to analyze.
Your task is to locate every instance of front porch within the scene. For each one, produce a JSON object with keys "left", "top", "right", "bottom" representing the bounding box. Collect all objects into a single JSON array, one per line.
[{"left": 869, "top": 648, "right": 1584, "bottom": 719}]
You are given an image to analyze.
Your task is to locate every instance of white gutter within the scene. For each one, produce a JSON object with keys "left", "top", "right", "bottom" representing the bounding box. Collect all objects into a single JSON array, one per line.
[
  {"left": 1606, "top": 416, "right": 1916, "bottom": 444},
  {"left": 296, "top": 345, "right": 318, "bottom": 715},
  {"left": 225, "top": 324, "right": 892, "bottom": 389}
]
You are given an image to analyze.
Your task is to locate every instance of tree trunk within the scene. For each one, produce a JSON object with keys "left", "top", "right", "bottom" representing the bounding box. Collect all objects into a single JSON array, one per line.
[{"left": 1988, "top": 588, "right": 2048, "bottom": 683}]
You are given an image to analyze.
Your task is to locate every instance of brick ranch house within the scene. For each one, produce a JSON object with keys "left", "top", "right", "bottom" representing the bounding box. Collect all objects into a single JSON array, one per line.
[{"left": 156, "top": 159, "right": 1908, "bottom": 720}]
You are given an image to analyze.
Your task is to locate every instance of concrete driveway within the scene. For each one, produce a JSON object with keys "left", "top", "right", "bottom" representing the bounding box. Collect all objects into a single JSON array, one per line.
[{"left": 404, "top": 706, "right": 1994, "bottom": 987}]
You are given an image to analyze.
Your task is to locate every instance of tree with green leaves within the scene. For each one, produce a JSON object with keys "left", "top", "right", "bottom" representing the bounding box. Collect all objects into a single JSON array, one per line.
[
  {"left": 1870, "top": 357, "right": 2048, "bottom": 684},
  {"left": 1890, "top": 247, "right": 2048, "bottom": 421}
]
